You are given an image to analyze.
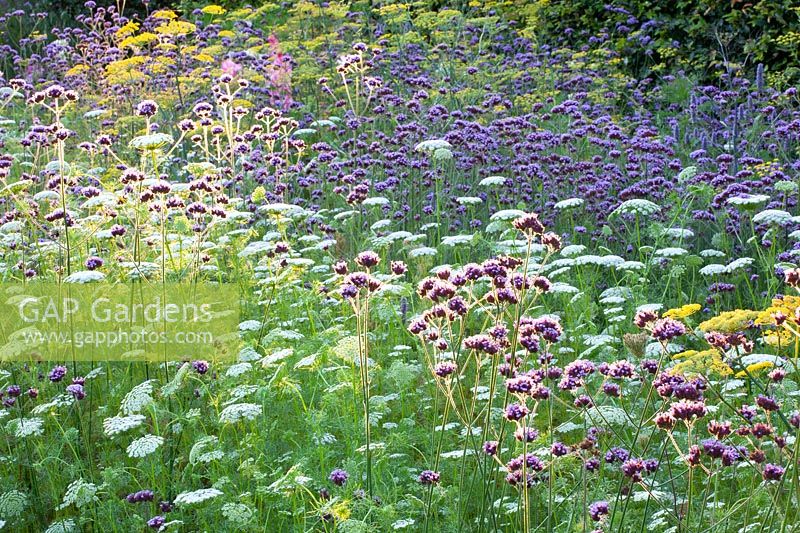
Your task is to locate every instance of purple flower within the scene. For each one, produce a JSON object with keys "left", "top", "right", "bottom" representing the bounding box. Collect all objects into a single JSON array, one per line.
[
  {"left": 418, "top": 470, "right": 440, "bottom": 485},
  {"left": 505, "top": 403, "right": 529, "bottom": 421},
  {"left": 670, "top": 399, "right": 707, "bottom": 421},
  {"left": 329, "top": 468, "right": 349, "bottom": 487},
  {"left": 355, "top": 251, "right": 380, "bottom": 268},
  {"left": 136, "top": 99, "right": 159, "bottom": 117},
  {"left": 514, "top": 426, "right": 539, "bottom": 442},
  {"left": 650, "top": 318, "right": 687, "bottom": 341},
  {"left": 192, "top": 360, "right": 209, "bottom": 374},
  {"left": 49, "top": 365, "right": 67, "bottom": 382},
  {"left": 756, "top": 394, "right": 780, "bottom": 411},
  {"left": 147, "top": 516, "right": 166, "bottom": 529},
  {"left": 589, "top": 500, "right": 609, "bottom": 521},
  {"left": 434, "top": 361, "right": 457, "bottom": 377},
  {"left": 551, "top": 442, "right": 568, "bottom": 456},
  {"left": 127, "top": 490, "right": 155, "bottom": 503},
  {"left": 763, "top": 463, "right": 785, "bottom": 481},
  {"left": 84, "top": 256, "right": 103, "bottom": 270},
  {"left": 66, "top": 384, "right": 85, "bottom": 400},
  {"left": 390, "top": 261, "right": 408, "bottom": 275}
]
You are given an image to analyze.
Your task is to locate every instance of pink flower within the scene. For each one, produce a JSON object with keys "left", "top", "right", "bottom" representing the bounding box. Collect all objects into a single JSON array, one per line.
[{"left": 221, "top": 59, "right": 242, "bottom": 78}]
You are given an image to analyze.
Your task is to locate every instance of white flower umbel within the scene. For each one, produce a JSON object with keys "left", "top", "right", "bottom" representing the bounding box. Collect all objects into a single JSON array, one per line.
[
  {"left": 127, "top": 434, "right": 164, "bottom": 458},
  {"left": 57, "top": 479, "right": 98, "bottom": 510},
  {"left": 7, "top": 417, "right": 44, "bottom": 438},
  {"left": 752, "top": 209, "right": 791, "bottom": 225},
  {"left": 174, "top": 488, "right": 223, "bottom": 506},
  {"left": 219, "top": 403, "right": 263, "bottom": 423},
  {"left": 120, "top": 380, "right": 155, "bottom": 415},
  {"left": 414, "top": 139, "right": 452, "bottom": 152},
  {"left": 610, "top": 199, "right": 661, "bottom": 217},
  {"left": 554, "top": 197, "right": 585, "bottom": 210},
  {"left": 63, "top": 270, "right": 105, "bottom": 283},
  {"left": 103, "top": 415, "right": 146, "bottom": 437}
]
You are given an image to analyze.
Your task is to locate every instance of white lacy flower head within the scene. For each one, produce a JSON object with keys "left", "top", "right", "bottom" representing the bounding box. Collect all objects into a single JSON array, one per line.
[
  {"left": 774, "top": 180, "right": 798, "bottom": 193},
  {"left": 103, "top": 414, "right": 146, "bottom": 436},
  {"left": 441, "top": 234, "right": 474, "bottom": 246},
  {"left": 8, "top": 417, "right": 44, "bottom": 438},
  {"left": 222, "top": 502, "right": 255, "bottom": 525},
  {"left": 610, "top": 199, "right": 661, "bottom": 217},
  {"left": 257, "top": 203, "right": 305, "bottom": 216},
  {"left": 662, "top": 227, "right": 694, "bottom": 239},
  {"left": 616, "top": 261, "right": 645, "bottom": 271},
  {"left": 414, "top": 139, "right": 452, "bottom": 152},
  {"left": 44, "top": 519, "right": 76, "bottom": 533},
  {"left": 363, "top": 196, "right": 390, "bottom": 206},
  {"left": 573, "top": 254, "right": 625, "bottom": 267},
  {"left": 752, "top": 209, "right": 791, "bottom": 225},
  {"left": 479, "top": 175, "right": 506, "bottom": 187},
  {"left": 490, "top": 209, "right": 526, "bottom": 221},
  {"left": 120, "top": 380, "right": 154, "bottom": 415},
  {"left": 676, "top": 166, "right": 697, "bottom": 182},
  {"left": 408, "top": 247, "right": 438, "bottom": 258},
  {"left": 63, "top": 270, "right": 105, "bottom": 283},
  {"left": 0, "top": 490, "right": 28, "bottom": 519},
  {"left": 225, "top": 362, "right": 252, "bottom": 378},
  {"left": 560, "top": 244, "right": 586, "bottom": 257},
  {"left": 127, "top": 434, "right": 164, "bottom": 458},
  {"left": 219, "top": 403, "right": 263, "bottom": 423},
  {"left": 456, "top": 196, "right": 483, "bottom": 205},
  {"left": 554, "top": 197, "right": 584, "bottom": 210},
  {"left": 654, "top": 247, "right": 688, "bottom": 258},
  {"left": 430, "top": 146, "right": 452, "bottom": 161},
  {"left": 174, "top": 488, "right": 223, "bottom": 506},
  {"left": 57, "top": 479, "right": 98, "bottom": 510},
  {"left": 699, "top": 249, "right": 726, "bottom": 258},
  {"left": 128, "top": 132, "right": 173, "bottom": 151},
  {"left": 726, "top": 194, "right": 769, "bottom": 208}
]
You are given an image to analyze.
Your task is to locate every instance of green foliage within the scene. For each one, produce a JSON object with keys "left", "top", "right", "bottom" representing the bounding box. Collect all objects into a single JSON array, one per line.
[{"left": 513, "top": 0, "right": 800, "bottom": 83}]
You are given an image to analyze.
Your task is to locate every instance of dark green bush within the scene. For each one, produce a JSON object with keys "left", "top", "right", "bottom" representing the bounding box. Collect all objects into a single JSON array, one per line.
[{"left": 515, "top": 0, "right": 800, "bottom": 84}]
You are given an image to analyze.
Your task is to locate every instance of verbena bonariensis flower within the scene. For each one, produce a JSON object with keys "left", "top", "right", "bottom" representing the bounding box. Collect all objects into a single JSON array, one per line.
[
  {"left": 418, "top": 470, "right": 440, "bottom": 485},
  {"left": 433, "top": 361, "right": 457, "bottom": 377},
  {"left": 192, "top": 360, "right": 209, "bottom": 374},
  {"left": 669, "top": 399, "right": 708, "bottom": 421},
  {"left": 650, "top": 318, "right": 687, "bottom": 341},
  {"left": 763, "top": 464, "right": 785, "bottom": 481},
  {"left": 66, "top": 383, "right": 85, "bottom": 400},
  {"left": 126, "top": 490, "right": 155, "bottom": 503},
  {"left": 589, "top": 500, "right": 609, "bottom": 521},
  {"left": 49, "top": 365, "right": 67, "bottom": 382},
  {"left": 504, "top": 403, "right": 530, "bottom": 421},
  {"left": 328, "top": 468, "right": 349, "bottom": 486},
  {"left": 755, "top": 394, "right": 780, "bottom": 411}
]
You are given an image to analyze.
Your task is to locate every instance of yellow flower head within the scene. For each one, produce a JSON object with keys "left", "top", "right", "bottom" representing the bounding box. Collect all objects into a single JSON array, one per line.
[
  {"left": 156, "top": 20, "right": 197, "bottom": 36},
  {"left": 735, "top": 360, "right": 775, "bottom": 378},
  {"left": 119, "top": 32, "right": 158, "bottom": 49},
  {"left": 152, "top": 9, "right": 177, "bottom": 20},
  {"left": 65, "top": 64, "right": 90, "bottom": 77},
  {"left": 698, "top": 309, "right": 759, "bottom": 334},
  {"left": 115, "top": 21, "right": 140, "bottom": 39},
  {"left": 663, "top": 304, "right": 701, "bottom": 320},
  {"left": 671, "top": 349, "right": 732, "bottom": 377},
  {"left": 201, "top": 5, "right": 227, "bottom": 15}
]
